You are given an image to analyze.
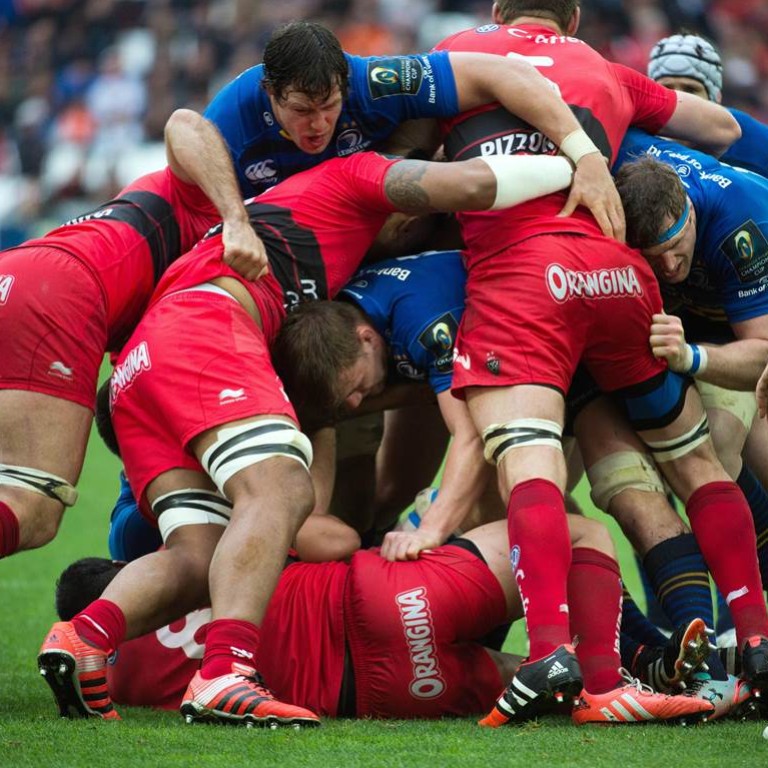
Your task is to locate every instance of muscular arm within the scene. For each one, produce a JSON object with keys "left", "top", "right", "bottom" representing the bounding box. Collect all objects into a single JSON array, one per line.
[
  {"left": 658, "top": 92, "right": 741, "bottom": 157},
  {"left": 379, "top": 390, "right": 492, "bottom": 561},
  {"left": 164, "top": 109, "right": 268, "bottom": 280},
  {"left": 650, "top": 312, "right": 768, "bottom": 389},
  {"left": 448, "top": 51, "right": 625, "bottom": 241}
]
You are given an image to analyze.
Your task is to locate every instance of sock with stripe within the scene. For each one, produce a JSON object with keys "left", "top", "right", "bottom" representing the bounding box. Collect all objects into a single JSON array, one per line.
[
  {"left": 687, "top": 481, "right": 768, "bottom": 644},
  {"left": 567, "top": 547, "right": 623, "bottom": 694},
  {"left": 507, "top": 479, "right": 572, "bottom": 661},
  {"left": 201, "top": 618, "right": 261, "bottom": 680},
  {"left": 72, "top": 599, "right": 126, "bottom": 654},
  {"left": 737, "top": 463, "right": 768, "bottom": 587},
  {"left": 0, "top": 501, "right": 20, "bottom": 558}
]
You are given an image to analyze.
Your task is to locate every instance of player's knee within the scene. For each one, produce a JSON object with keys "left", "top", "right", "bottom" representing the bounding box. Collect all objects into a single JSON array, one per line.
[
  {"left": 568, "top": 515, "right": 616, "bottom": 559},
  {"left": 14, "top": 499, "right": 64, "bottom": 550}
]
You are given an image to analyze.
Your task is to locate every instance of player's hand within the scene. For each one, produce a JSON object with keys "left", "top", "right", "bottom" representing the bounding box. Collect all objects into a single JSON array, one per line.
[
  {"left": 379, "top": 529, "right": 445, "bottom": 562},
  {"left": 558, "top": 153, "right": 625, "bottom": 243},
  {"left": 222, "top": 219, "right": 269, "bottom": 281},
  {"left": 757, "top": 361, "right": 768, "bottom": 419},
  {"left": 649, "top": 312, "right": 689, "bottom": 372}
]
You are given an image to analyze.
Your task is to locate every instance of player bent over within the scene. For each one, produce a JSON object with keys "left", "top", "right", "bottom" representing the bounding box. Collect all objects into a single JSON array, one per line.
[{"left": 37, "top": 147, "right": 577, "bottom": 727}]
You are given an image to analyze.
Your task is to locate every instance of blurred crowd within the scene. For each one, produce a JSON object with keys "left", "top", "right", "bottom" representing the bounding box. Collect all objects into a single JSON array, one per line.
[{"left": 0, "top": 0, "right": 767, "bottom": 243}]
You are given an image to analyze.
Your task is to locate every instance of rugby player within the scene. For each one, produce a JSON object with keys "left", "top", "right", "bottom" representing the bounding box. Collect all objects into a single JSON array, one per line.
[
  {"left": 0, "top": 112, "right": 262, "bottom": 559},
  {"left": 37, "top": 147, "right": 577, "bottom": 727},
  {"left": 425, "top": 0, "right": 761, "bottom": 726}
]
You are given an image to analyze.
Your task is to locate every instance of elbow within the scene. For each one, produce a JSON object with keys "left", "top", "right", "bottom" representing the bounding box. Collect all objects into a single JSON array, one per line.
[
  {"left": 164, "top": 108, "right": 202, "bottom": 141},
  {"left": 711, "top": 112, "right": 742, "bottom": 157}
]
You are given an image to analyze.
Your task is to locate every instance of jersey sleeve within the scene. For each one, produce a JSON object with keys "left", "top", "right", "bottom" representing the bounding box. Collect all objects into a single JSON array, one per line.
[
  {"left": 348, "top": 51, "right": 459, "bottom": 121},
  {"left": 339, "top": 152, "right": 401, "bottom": 212},
  {"left": 722, "top": 109, "right": 768, "bottom": 177},
  {"left": 613, "top": 63, "right": 678, "bottom": 134}
]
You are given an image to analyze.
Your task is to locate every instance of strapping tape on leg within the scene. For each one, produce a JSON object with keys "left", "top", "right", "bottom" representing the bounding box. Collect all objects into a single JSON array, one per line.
[
  {"left": 586, "top": 451, "right": 665, "bottom": 512},
  {"left": 697, "top": 380, "right": 757, "bottom": 431},
  {"left": 481, "top": 419, "right": 562, "bottom": 466},
  {"left": 0, "top": 463, "right": 78, "bottom": 507},
  {"left": 153, "top": 488, "right": 233, "bottom": 543},
  {"left": 644, "top": 414, "right": 710, "bottom": 463},
  {"left": 201, "top": 419, "right": 313, "bottom": 494}
]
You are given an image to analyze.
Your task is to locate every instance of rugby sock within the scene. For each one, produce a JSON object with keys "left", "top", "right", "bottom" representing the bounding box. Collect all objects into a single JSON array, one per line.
[
  {"left": 620, "top": 587, "right": 668, "bottom": 647},
  {"left": 567, "top": 547, "right": 623, "bottom": 694},
  {"left": 737, "top": 464, "right": 768, "bottom": 587},
  {"left": 72, "top": 599, "right": 126, "bottom": 654},
  {"left": 687, "top": 481, "right": 768, "bottom": 643},
  {"left": 507, "top": 479, "right": 572, "bottom": 660},
  {"left": 201, "top": 618, "right": 261, "bottom": 680},
  {"left": 643, "top": 533, "right": 726, "bottom": 679},
  {"left": 715, "top": 589, "right": 735, "bottom": 641},
  {"left": 634, "top": 552, "right": 673, "bottom": 631},
  {"left": 0, "top": 501, "right": 20, "bottom": 558}
]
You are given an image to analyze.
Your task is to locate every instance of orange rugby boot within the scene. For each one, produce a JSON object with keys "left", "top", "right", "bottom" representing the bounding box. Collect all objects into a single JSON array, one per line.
[{"left": 38, "top": 621, "right": 120, "bottom": 720}]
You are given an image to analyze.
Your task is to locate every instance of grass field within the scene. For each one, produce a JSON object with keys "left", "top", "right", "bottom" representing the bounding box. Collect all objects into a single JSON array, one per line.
[{"left": 1, "top": 420, "right": 765, "bottom": 767}]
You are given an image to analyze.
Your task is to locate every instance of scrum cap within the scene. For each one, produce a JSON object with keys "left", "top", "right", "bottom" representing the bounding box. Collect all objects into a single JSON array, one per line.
[{"left": 648, "top": 34, "right": 722, "bottom": 102}]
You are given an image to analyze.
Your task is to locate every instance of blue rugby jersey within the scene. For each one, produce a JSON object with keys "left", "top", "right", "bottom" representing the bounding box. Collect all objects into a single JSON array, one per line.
[
  {"left": 616, "top": 128, "right": 768, "bottom": 341},
  {"left": 339, "top": 250, "right": 466, "bottom": 394},
  {"left": 204, "top": 52, "right": 458, "bottom": 197}
]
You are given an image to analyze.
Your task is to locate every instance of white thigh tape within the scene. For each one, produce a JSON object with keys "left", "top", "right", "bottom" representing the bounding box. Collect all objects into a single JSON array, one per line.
[
  {"left": 697, "top": 380, "right": 757, "bottom": 432},
  {"left": 201, "top": 419, "right": 313, "bottom": 494},
  {"left": 644, "top": 414, "right": 710, "bottom": 463},
  {"left": 0, "top": 463, "right": 78, "bottom": 507},
  {"left": 586, "top": 451, "right": 665, "bottom": 512},
  {"left": 152, "top": 488, "right": 233, "bottom": 543},
  {"left": 482, "top": 418, "right": 563, "bottom": 466}
]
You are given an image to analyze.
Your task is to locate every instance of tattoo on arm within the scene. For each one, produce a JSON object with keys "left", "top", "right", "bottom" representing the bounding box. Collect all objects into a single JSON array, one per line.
[{"left": 384, "top": 161, "right": 433, "bottom": 211}]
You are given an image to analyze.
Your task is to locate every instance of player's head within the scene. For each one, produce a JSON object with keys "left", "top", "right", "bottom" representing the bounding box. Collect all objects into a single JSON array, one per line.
[
  {"left": 262, "top": 21, "right": 348, "bottom": 154},
  {"left": 272, "top": 300, "right": 388, "bottom": 424},
  {"left": 615, "top": 157, "right": 696, "bottom": 284},
  {"left": 647, "top": 33, "right": 723, "bottom": 103},
  {"left": 55, "top": 557, "right": 125, "bottom": 620},
  {"left": 492, "top": 1, "right": 580, "bottom": 34}
]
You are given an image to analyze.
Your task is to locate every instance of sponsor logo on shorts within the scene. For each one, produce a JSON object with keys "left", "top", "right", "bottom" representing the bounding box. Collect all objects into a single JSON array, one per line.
[
  {"left": 0, "top": 274, "right": 14, "bottom": 304},
  {"left": 48, "top": 361, "right": 73, "bottom": 380},
  {"left": 452, "top": 348, "right": 471, "bottom": 370},
  {"left": 336, "top": 127, "right": 366, "bottom": 156},
  {"left": 219, "top": 387, "right": 246, "bottom": 405},
  {"left": 245, "top": 159, "right": 277, "bottom": 183},
  {"left": 109, "top": 341, "right": 152, "bottom": 409},
  {"left": 486, "top": 353, "right": 500, "bottom": 376},
  {"left": 545, "top": 263, "right": 643, "bottom": 303},
  {"left": 396, "top": 587, "right": 445, "bottom": 700}
]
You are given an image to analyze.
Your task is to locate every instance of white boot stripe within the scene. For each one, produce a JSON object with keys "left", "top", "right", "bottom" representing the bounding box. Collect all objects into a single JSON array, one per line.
[
  {"left": 611, "top": 701, "right": 637, "bottom": 721},
  {"left": 621, "top": 693, "right": 653, "bottom": 720}
]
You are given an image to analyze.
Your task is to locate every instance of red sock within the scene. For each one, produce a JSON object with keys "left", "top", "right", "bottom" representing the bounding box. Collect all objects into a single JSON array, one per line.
[
  {"left": 200, "top": 619, "right": 261, "bottom": 680},
  {"left": 507, "top": 478, "right": 572, "bottom": 660},
  {"left": 0, "top": 502, "right": 20, "bottom": 558},
  {"left": 568, "top": 547, "right": 623, "bottom": 694},
  {"left": 687, "top": 481, "right": 768, "bottom": 643},
  {"left": 72, "top": 599, "right": 126, "bottom": 654}
]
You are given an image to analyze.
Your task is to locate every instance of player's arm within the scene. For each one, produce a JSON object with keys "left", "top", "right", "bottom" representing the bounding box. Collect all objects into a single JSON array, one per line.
[
  {"left": 650, "top": 311, "right": 768, "bottom": 390},
  {"left": 164, "top": 109, "right": 268, "bottom": 280},
  {"left": 448, "top": 51, "right": 625, "bottom": 241},
  {"left": 383, "top": 153, "right": 573, "bottom": 213},
  {"left": 379, "top": 390, "right": 490, "bottom": 562},
  {"left": 657, "top": 92, "right": 740, "bottom": 157}
]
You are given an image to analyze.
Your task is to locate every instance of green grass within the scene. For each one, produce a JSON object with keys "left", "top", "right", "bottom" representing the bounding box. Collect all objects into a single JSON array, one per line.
[{"left": 0, "top": 421, "right": 764, "bottom": 767}]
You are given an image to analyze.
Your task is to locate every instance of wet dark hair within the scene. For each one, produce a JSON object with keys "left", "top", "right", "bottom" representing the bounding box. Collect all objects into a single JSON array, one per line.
[
  {"left": 95, "top": 379, "right": 121, "bottom": 457},
  {"left": 262, "top": 21, "right": 349, "bottom": 102},
  {"left": 55, "top": 557, "right": 124, "bottom": 620},
  {"left": 615, "top": 156, "right": 687, "bottom": 250},
  {"left": 494, "top": 0, "right": 579, "bottom": 30}
]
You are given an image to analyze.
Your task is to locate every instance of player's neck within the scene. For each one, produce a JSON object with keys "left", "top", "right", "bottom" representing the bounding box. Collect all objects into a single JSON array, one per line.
[{"left": 504, "top": 16, "right": 565, "bottom": 34}]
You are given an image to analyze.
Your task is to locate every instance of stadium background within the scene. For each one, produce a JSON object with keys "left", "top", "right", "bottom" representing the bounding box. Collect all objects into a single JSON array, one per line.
[{"left": 0, "top": 1, "right": 766, "bottom": 763}]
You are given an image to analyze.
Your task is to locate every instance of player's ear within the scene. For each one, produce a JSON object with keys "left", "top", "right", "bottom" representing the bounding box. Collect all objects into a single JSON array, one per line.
[
  {"left": 357, "top": 324, "right": 376, "bottom": 345},
  {"left": 491, "top": 3, "right": 503, "bottom": 24},
  {"left": 566, "top": 6, "right": 581, "bottom": 36}
]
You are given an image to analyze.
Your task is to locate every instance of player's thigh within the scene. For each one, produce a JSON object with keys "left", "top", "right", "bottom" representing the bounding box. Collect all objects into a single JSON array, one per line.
[{"left": 744, "top": 414, "right": 768, "bottom": 489}]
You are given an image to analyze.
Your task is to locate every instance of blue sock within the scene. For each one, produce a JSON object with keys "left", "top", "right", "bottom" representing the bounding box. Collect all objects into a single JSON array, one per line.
[
  {"left": 621, "top": 587, "right": 668, "bottom": 646},
  {"left": 737, "top": 463, "right": 768, "bottom": 587},
  {"left": 635, "top": 553, "right": 673, "bottom": 631}
]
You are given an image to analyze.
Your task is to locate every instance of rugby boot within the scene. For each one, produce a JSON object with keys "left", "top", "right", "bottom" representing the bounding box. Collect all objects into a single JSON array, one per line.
[
  {"left": 633, "top": 618, "right": 711, "bottom": 693},
  {"left": 741, "top": 635, "right": 768, "bottom": 695},
  {"left": 38, "top": 621, "right": 120, "bottom": 720},
  {"left": 479, "top": 644, "right": 582, "bottom": 727},
  {"left": 572, "top": 670, "right": 714, "bottom": 725},
  {"left": 682, "top": 672, "right": 754, "bottom": 720},
  {"left": 180, "top": 663, "right": 320, "bottom": 728}
]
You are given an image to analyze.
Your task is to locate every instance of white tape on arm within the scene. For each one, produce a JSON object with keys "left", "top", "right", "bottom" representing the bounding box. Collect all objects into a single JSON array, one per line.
[
  {"left": 479, "top": 155, "right": 574, "bottom": 210},
  {"left": 559, "top": 129, "right": 601, "bottom": 165}
]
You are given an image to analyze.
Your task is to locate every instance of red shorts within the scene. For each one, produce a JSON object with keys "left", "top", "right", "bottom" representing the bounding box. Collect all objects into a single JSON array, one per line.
[
  {"left": 110, "top": 289, "right": 297, "bottom": 506},
  {"left": 452, "top": 234, "right": 665, "bottom": 396},
  {"left": 0, "top": 246, "right": 107, "bottom": 409},
  {"left": 345, "top": 545, "right": 507, "bottom": 718}
]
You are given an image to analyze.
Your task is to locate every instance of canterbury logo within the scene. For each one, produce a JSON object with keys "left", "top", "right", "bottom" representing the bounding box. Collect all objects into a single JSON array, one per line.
[
  {"left": 219, "top": 388, "right": 246, "bottom": 404},
  {"left": 49, "top": 361, "right": 73, "bottom": 378}
]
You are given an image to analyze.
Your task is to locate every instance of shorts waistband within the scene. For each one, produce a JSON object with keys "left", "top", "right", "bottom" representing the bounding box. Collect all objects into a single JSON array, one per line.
[{"left": 168, "top": 282, "right": 239, "bottom": 301}]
